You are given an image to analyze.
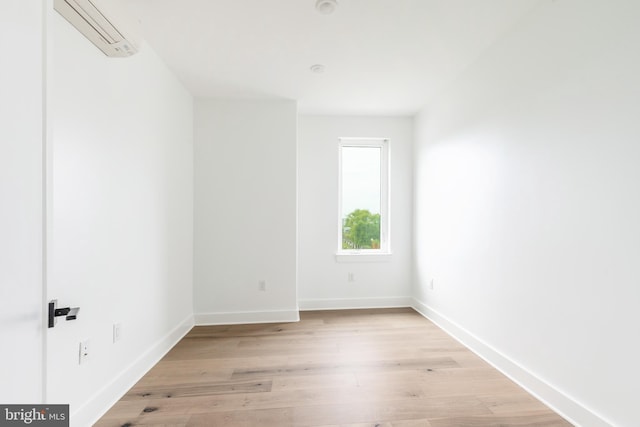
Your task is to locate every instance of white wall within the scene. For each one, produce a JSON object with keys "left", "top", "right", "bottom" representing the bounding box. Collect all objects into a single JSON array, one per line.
[
  {"left": 0, "top": 0, "right": 44, "bottom": 403},
  {"left": 298, "top": 116, "right": 413, "bottom": 309},
  {"left": 413, "top": 1, "right": 640, "bottom": 426},
  {"left": 194, "top": 99, "right": 298, "bottom": 324},
  {"left": 47, "top": 7, "right": 194, "bottom": 426}
]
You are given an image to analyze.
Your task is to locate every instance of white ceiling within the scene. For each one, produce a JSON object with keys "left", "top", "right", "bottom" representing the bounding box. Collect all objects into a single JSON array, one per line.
[{"left": 124, "top": 0, "right": 540, "bottom": 115}]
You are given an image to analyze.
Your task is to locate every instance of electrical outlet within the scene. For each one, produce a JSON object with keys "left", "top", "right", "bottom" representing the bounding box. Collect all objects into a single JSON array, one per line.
[
  {"left": 348, "top": 272, "right": 355, "bottom": 282},
  {"left": 79, "top": 340, "right": 90, "bottom": 364},
  {"left": 259, "top": 280, "right": 267, "bottom": 291},
  {"left": 113, "top": 323, "right": 122, "bottom": 343}
]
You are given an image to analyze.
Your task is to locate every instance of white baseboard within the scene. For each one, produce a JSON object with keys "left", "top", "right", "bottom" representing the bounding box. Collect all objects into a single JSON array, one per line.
[
  {"left": 411, "top": 298, "right": 613, "bottom": 427},
  {"left": 299, "top": 296, "right": 412, "bottom": 311},
  {"left": 195, "top": 309, "right": 300, "bottom": 325},
  {"left": 73, "top": 314, "right": 194, "bottom": 427}
]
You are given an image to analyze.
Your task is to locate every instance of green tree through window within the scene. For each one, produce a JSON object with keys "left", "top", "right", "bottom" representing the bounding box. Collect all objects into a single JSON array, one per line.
[{"left": 342, "top": 209, "right": 381, "bottom": 249}]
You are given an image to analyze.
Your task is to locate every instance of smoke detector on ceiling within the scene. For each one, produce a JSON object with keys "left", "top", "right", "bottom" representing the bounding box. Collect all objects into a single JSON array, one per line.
[
  {"left": 310, "top": 64, "right": 325, "bottom": 73},
  {"left": 315, "top": 0, "right": 338, "bottom": 15}
]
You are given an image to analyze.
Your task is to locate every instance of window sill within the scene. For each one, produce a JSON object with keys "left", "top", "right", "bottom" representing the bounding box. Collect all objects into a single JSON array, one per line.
[{"left": 335, "top": 252, "right": 393, "bottom": 263}]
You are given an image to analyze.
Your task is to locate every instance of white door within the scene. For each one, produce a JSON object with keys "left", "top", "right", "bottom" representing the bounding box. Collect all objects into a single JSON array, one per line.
[{"left": 0, "top": 0, "right": 46, "bottom": 404}]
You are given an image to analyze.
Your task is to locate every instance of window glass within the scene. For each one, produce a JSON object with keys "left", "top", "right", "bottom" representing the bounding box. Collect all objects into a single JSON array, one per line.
[{"left": 339, "top": 139, "right": 389, "bottom": 253}]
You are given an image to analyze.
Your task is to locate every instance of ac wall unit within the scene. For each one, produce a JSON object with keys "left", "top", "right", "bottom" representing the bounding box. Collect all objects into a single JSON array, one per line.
[{"left": 54, "top": 0, "right": 139, "bottom": 57}]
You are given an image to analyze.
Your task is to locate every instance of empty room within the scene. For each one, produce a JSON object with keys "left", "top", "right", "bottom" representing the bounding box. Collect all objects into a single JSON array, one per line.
[{"left": 1, "top": 0, "right": 638, "bottom": 426}]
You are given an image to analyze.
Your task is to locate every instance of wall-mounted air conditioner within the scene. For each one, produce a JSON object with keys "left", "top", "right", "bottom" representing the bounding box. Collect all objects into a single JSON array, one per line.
[{"left": 54, "top": 0, "right": 139, "bottom": 57}]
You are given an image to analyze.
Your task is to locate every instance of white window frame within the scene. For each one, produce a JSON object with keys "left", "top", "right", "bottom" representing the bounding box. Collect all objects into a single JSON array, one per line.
[{"left": 337, "top": 137, "right": 390, "bottom": 261}]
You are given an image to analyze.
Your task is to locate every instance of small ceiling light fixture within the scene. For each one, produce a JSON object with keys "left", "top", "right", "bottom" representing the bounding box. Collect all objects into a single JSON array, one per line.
[
  {"left": 310, "top": 64, "right": 325, "bottom": 74},
  {"left": 315, "top": 0, "right": 338, "bottom": 15}
]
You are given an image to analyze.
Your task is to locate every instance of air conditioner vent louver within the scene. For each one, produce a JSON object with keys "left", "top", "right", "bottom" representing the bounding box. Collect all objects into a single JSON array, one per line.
[{"left": 54, "top": 0, "right": 139, "bottom": 57}]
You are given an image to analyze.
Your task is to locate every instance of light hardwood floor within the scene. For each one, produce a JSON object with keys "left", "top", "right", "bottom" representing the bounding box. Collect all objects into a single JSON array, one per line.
[{"left": 95, "top": 308, "right": 572, "bottom": 426}]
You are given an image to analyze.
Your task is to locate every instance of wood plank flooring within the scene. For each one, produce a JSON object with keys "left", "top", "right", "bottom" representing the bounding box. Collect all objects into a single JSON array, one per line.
[{"left": 95, "top": 308, "right": 572, "bottom": 426}]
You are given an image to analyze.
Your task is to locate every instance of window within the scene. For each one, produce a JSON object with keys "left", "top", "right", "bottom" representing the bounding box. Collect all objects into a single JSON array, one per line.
[{"left": 338, "top": 138, "right": 389, "bottom": 256}]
